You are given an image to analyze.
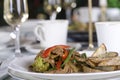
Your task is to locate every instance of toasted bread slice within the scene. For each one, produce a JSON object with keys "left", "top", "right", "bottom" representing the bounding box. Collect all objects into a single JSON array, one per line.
[
  {"left": 88, "top": 57, "right": 112, "bottom": 64},
  {"left": 96, "top": 66, "right": 117, "bottom": 71},
  {"left": 75, "top": 56, "right": 86, "bottom": 62},
  {"left": 91, "top": 43, "right": 107, "bottom": 57},
  {"left": 105, "top": 52, "right": 118, "bottom": 58},
  {"left": 88, "top": 52, "right": 118, "bottom": 64},
  {"left": 98, "top": 56, "right": 120, "bottom": 66},
  {"left": 85, "top": 59, "right": 96, "bottom": 67},
  {"left": 82, "top": 64, "right": 104, "bottom": 73},
  {"left": 97, "top": 52, "right": 118, "bottom": 58},
  {"left": 116, "top": 65, "right": 120, "bottom": 70}
]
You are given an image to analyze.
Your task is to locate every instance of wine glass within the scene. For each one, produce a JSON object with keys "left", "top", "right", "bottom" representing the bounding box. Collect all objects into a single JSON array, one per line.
[
  {"left": 62, "top": 0, "right": 76, "bottom": 23},
  {"left": 3, "top": 0, "right": 29, "bottom": 56},
  {"left": 43, "top": 0, "right": 62, "bottom": 20}
]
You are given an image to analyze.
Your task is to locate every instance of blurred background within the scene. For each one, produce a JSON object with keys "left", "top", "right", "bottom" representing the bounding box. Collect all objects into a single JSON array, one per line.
[
  {"left": 0, "top": 0, "right": 120, "bottom": 43},
  {"left": 0, "top": 0, "right": 99, "bottom": 26}
]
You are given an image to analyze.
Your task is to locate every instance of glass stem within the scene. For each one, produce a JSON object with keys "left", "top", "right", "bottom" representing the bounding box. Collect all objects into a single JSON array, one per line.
[
  {"left": 14, "top": 25, "right": 21, "bottom": 57},
  {"left": 88, "top": 0, "right": 94, "bottom": 49}
]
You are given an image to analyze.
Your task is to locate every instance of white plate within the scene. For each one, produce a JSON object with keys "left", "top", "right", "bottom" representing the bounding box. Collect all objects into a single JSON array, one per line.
[
  {"left": 25, "top": 42, "right": 82, "bottom": 54},
  {"left": 25, "top": 43, "right": 42, "bottom": 54},
  {"left": 8, "top": 51, "right": 120, "bottom": 80}
]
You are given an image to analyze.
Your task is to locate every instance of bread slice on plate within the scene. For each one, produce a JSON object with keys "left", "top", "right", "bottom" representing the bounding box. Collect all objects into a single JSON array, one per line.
[
  {"left": 98, "top": 56, "right": 120, "bottom": 66},
  {"left": 91, "top": 43, "right": 107, "bottom": 57}
]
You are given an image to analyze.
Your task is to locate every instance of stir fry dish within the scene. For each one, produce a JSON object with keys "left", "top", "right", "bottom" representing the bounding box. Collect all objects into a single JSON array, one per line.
[{"left": 29, "top": 44, "right": 120, "bottom": 73}]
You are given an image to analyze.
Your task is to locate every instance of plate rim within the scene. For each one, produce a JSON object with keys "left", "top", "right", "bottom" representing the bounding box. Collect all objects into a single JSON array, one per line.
[{"left": 8, "top": 53, "right": 120, "bottom": 79}]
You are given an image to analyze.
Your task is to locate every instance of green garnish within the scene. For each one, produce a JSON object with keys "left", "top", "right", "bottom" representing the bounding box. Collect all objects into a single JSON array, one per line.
[{"left": 62, "top": 48, "right": 75, "bottom": 67}]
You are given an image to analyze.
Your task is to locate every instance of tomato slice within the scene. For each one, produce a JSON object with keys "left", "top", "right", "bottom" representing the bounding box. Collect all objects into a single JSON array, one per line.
[{"left": 41, "top": 45, "right": 70, "bottom": 58}]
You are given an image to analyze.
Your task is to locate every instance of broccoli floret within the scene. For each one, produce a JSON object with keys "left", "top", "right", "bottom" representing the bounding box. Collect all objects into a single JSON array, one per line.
[{"left": 31, "top": 56, "right": 49, "bottom": 72}]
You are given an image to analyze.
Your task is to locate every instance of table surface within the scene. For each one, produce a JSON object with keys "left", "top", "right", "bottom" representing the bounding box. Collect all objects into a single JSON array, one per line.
[
  {"left": 0, "top": 26, "right": 31, "bottom": 80},
  {"left": 1, "top": 26, "right": 119, "bottom": 80}
]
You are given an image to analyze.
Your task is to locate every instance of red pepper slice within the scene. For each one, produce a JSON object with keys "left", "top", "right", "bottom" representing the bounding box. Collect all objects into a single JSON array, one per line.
[
  {"left": 41, "top": 45, "right": 70, "bottom": 58},
  {"left": 56, "top": 60, "right": 62, "bottom": 70},
  {"left": 41, "top": 47, "right": 53, "bottom": 58},
  {"left": 62, "top": 49, "right": 69, "bottom": 60}
]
